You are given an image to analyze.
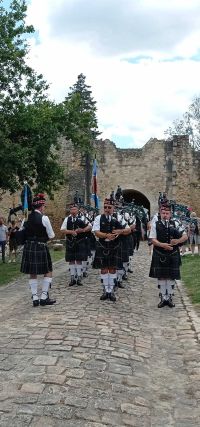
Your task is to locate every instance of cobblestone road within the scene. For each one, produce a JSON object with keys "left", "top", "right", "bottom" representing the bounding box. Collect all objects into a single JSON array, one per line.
[{"left": 0, "top": 243, "right": 200, "bottom": 427}]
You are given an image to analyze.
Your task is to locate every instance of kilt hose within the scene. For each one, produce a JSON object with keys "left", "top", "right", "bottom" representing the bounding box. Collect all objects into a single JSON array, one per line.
[
  {"left": 149, "top": 248, "right": 181, "bottom": 280},
  {"left": 93, "top": 239, "right": 123, "bottom": 269},
  {"left": 65, "top": 237, "right": 87, "bottom": 262},
  {"left": 21, "top": 241, "right": 52, "bottom": 275}
]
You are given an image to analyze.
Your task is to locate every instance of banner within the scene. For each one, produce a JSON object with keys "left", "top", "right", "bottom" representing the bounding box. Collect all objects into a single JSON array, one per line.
[{"left": 91, "top": 158, "right": 99, "bottom": 209}]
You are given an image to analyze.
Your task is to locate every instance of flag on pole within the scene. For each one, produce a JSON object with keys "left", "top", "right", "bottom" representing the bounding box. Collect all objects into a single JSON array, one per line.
[
  {"left": 91, "top": 157, "right": 99, "bottom": 209},
  {"left": 23, "top": 182, "right": 28, "bottom": 220}
]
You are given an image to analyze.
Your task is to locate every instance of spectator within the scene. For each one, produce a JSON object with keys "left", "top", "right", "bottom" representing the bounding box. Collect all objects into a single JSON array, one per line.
[
  {"left": 8, "top": 220, "right": 19, "bottom": 263},
  {"left": 0, "top": 216, "right": 8, "bottom": 263}
]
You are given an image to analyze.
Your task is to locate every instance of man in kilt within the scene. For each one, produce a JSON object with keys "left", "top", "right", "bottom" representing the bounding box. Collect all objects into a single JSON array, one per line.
[
  {"left": 60, "top": 204, "right": 92, "bottom": 286},
  {"left": 92, "top": 198, "right": 131, "bottom": 302},
  {"left": 149, "top": 203, "right": 188, "bottom": 308},
  {"left": 20, "top": 193, "right": 56, "bottom": 307}
]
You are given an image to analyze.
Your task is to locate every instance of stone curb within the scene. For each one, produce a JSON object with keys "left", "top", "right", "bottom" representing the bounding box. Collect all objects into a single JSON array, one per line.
[{"left": 176, "top": 279, "right": 200, "bottom": 343}]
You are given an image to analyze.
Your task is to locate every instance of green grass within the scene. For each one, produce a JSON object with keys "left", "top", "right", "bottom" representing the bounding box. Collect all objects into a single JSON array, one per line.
[
  {"left": 181, "top": 254, "right": 200, "bottom": 304},
  {"left": 0, "top": 248, "right": 65, "bottom": 287}
]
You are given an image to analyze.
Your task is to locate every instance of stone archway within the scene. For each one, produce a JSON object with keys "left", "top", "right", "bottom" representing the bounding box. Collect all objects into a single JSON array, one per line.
[{"left": 122, "top": 189, "right": 150, "bottom": 214}]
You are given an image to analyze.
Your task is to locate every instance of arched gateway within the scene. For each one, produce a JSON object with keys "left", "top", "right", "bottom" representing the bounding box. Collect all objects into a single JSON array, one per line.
[{"left": 122, "top": 189, "right": 150, "bottom": 213}]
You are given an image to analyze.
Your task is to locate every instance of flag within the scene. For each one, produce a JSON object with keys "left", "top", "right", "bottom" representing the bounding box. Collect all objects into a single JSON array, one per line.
[
  {"left": 91, "top": 157, "right": 99, "bottom": 209},
  {"left": 23, "top": 183, "right": 28, "bottom": 220}
]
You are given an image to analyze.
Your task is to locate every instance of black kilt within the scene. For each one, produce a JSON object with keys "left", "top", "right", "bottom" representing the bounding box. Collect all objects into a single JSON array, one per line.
[
  {"left": 120, "top": 236, "right": 130, "bottom": 262},
  {"left": 65, "top": 237, "right": 87, "bottom": 262},
  {"left": 93, "top": 239, "right": 123, "bottom": 269},
  {"left": 149, "top": 248, "right": 181, "bottom": 280},
  {"left": 21, "top": 241, "right": 52, "bottom": 275}
]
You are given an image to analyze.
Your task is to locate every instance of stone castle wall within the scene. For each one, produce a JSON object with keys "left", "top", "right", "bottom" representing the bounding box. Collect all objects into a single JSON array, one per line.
[{"left": 0, "top": 135, "right": 200, "bottom": 236}]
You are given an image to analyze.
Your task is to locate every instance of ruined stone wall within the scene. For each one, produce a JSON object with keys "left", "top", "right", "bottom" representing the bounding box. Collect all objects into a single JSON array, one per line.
[
  {"left": 1, "top": 135, "right": 200, "bottom": 237},
  {"left": 94, "top": 138, "right": 167, "bottom": 214}
]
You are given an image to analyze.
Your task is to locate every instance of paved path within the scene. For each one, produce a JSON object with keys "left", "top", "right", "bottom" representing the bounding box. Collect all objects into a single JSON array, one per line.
[{"left": 0, "top": 243, "right": 200, "bottom": 427}]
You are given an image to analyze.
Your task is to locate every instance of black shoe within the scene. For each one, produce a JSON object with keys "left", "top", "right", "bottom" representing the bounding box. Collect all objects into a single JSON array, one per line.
[
  {"left": 117, "top": 281, "right": 125, "bottom": 289},
  {"left": 167, "top": 299, "right": 175, "bottom": 308},
  {"left": 77, "top": 278, "right": 83, "bottom": 286},
  {"left": 83, "top": 271, "right": 87, "bottom": 278},
  {"left": 158, "top": 299, "right": 167, "bottom": 308},
  {"left": 100, "top": 292, "right": 108, "bottom": 301},
  {"left": 122, "top": 274, "right": 128, "bottom": 281},
  {"left": 127, "top": 268, "right": 133, "bottom": 273},
  {"left": 33, "top": 300, "right": 39, "bottom": 307},
  {"left": 40, "top": 298, "right": 56, "bottom": 306},
  {"left": 109, "top": 292, "right": 116, "bottom": 302},
  {"left": 69, "top": 277, "right": 76, "bottom": 286}
]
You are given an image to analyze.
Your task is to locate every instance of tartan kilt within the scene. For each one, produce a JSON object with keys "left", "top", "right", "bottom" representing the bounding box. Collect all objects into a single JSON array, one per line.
[
  {"left": 149, "top": 248, "right": 181, "bottom": 279},
  {"left": 120, "top": 236, "right": 130, "bottom": 262},
  {"left": 65, "top": 237, "right": 87, "bottom": 262},
  {"left": 93, "top": 239, "right": 123, "bottom": 269},
  {"left": 20, "top": 241, "right": 52, "bottom": 275},
  {"left": 128, "top": 234, "right": 134, "bottom": 256}
]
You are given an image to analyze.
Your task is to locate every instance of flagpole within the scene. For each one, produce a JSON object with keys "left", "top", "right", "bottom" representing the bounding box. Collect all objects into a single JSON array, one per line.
[
  {"left": 92, "top": 155, "right": 99, "bottom": 209},
  {"left": 23, "top": 181, "right": 28, "bottom": 220}
]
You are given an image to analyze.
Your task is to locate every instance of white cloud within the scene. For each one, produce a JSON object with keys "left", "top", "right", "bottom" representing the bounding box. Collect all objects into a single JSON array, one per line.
[{"left": 26, "top": 0, "right": 200, "bottom": 148}]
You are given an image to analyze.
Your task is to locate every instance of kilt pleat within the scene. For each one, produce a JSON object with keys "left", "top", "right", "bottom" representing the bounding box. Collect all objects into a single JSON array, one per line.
[
  {"left": 120, "top": 236, "right": 130, "bottom": 262},
  {"left": 93, "top": 239, "right": 123, "bottom": 269},
  {"left": 149, "top": 248, "right": 181, "bottom": 279},
  {"left": 65, "top": 238, "right": 87, "bottom": 262},
  {"left": 20, "top": 241, "right": 52, "bottom": 275}
]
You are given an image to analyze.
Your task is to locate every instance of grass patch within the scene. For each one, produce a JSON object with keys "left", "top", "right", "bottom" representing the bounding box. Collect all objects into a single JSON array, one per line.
[
  {"left": 0, "top": 248, "right": 65, "bottom": 287},
  {"left": 181, "top": 254, "right": 200, "bottom": 304}
]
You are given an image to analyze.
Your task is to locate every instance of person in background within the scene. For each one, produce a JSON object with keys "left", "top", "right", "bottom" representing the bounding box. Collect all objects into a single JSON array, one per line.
[
  {"left": 188, "top": 212, "right": 200, "bottom": 256},
  {"left": 0, "top": 216, "right": 8, "bottom": 263},
  {"left": 8, "top": 220, "right": 19, "bottom": 263}
]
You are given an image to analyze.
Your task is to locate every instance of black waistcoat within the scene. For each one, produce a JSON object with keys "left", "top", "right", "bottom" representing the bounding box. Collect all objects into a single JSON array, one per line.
[
  {"left": 66, "top": 216, "right": 85, "bottom": 240},
  {"left": 156, "top": 220, "right": 180, "bottom": 253},
  {"left": 99, "top": 215, "right": 122, "bottom": 243},
  {"left": 26, "top": 211, "right": 49, "bottom": 242}
]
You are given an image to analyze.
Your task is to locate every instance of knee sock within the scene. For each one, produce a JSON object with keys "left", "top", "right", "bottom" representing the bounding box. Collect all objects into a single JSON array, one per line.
[
  {"left": 101, "top": 273, "right": 105, "bottom": 290},
  {"left": 158, "top": 279, "right": 167, "bottom": 300},
  {"left": 76, "top": 264, "right": 82, "bottom": 277},
  {"left": 29, "top": 279, "right": 38, "bottom": 301},
  {"left": 166, "top": 279, "right": 175, "bottom": 298},
  {"left": 82, "top": 261, "right": 87, "bottom": 272},
  {"left": 69, "top": 264, "right": 76, "bottom": 277},
  {"left": 123, "top": 262, "right": 128, "bottom": 273},
  {"left": 109, "top": 273, "right": 117, "bottom": 292},
  {"left": 102, "top": 274, "right": 109, "bottom": 292},
  {"left": 117, "top": 269, "right": 123, "bottom": 282},
  {"left": 41, "top": 277, "right": 51, "bottom": 300}
]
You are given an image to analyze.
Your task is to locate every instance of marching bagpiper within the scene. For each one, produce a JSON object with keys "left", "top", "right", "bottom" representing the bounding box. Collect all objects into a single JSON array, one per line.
[
  {"left": 60, "top": 204, "right": 92, "bottom": 286},
  {"left": 92, "top": 198, "right": 131, "bottom": 301},
  {"left": 20, "top": 193, "right": 56, "bottom": 307},
  {"left": 149, "top": 201, "right": 188, "bottom": 308}
]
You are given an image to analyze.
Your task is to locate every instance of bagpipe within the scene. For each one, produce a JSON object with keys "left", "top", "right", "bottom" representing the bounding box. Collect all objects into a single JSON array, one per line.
[{"left": 7, "top": 184, "right": 33, "bottom": 223}]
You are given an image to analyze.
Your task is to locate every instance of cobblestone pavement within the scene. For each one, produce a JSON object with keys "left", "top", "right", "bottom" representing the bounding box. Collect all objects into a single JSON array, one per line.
[{"left": 0, "top": 243, "right": 200, "bottom": 427}]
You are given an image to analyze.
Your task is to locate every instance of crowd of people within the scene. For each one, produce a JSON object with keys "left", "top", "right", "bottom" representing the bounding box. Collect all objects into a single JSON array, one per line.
[{"left": 0, "top": 189, "right": 199, "bottom": 310}]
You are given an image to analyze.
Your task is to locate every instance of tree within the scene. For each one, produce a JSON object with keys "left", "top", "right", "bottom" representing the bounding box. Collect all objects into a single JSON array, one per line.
[
  {"left": 0, "top": 0, "right": 64, "bottom": 197},
  {"left": 59, "top": 73, "right": 101, "bottom": 203},
  {"left": 62, "top": 73, "right": 100, "bottom": 152},
  {"left": 165, "top": 96, "right": 200, "bottom": 150}
]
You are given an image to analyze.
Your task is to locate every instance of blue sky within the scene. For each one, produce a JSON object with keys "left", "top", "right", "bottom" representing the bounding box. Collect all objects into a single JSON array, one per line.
[{"left": 3, "top": 0, "right": 200, "bottom": 148}]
